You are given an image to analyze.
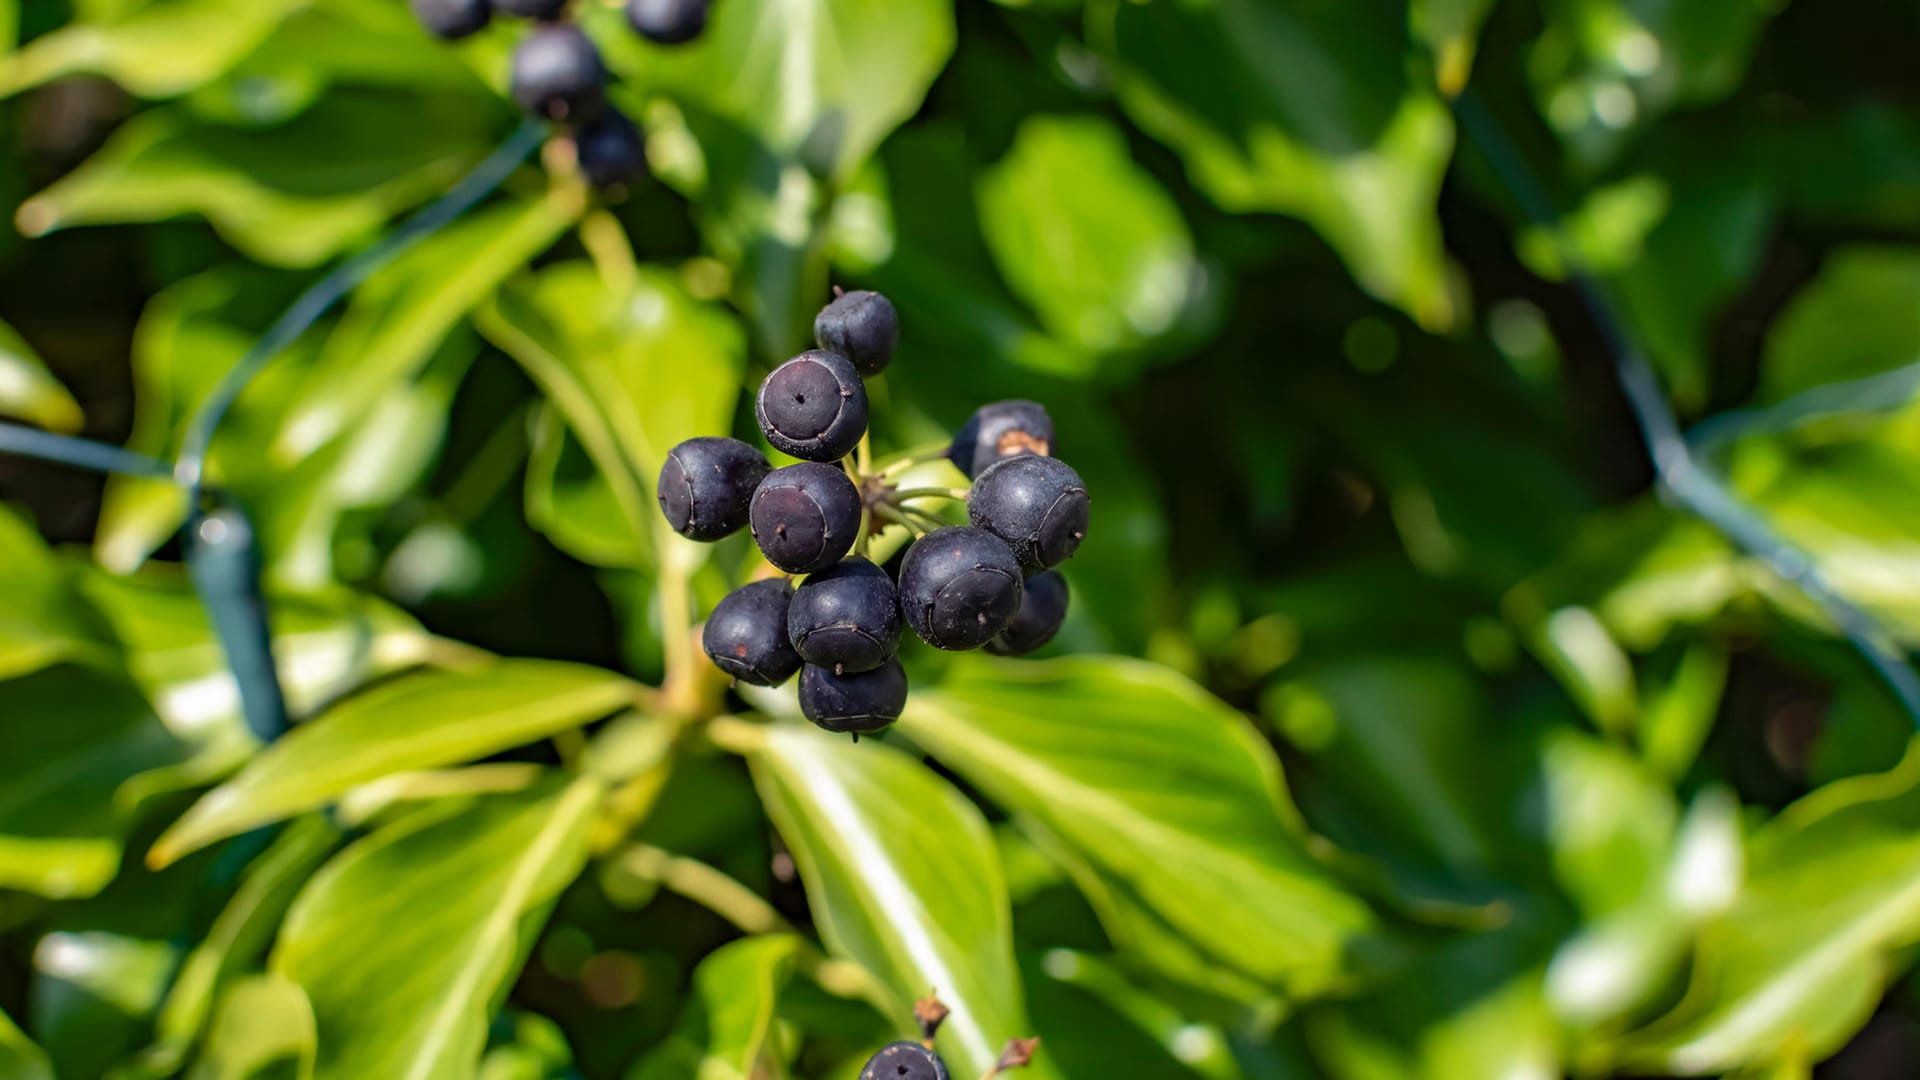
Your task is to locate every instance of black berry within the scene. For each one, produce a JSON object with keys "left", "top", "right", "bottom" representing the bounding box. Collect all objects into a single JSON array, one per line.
[
  {"left": 510, "top": 24, "right": 605, "bottom": 121},
  {"left": 627, "top": 0, "right": 710, "bottom": 44},
  {"left": 814, "top": 290, "right": 899, "bottom": 376},
  {"left": 800, "top": 658, "right": 908, "bottom": 734},
  {"left": 859, "top": 1042, "right": 950, "bottom": 1080},
  {"left": 755, "top": 350, "right": 868, "bottom": 463},
  {"left": 898, "top": 526, "right": 1023, "bottom": 650},
  {"left": 656, "top": 437, "right": 769, "bottom": 541},
  {"left": 949, "top": 400, "right": 1054, "bottom": 479},
  {"left": 411, "top": 0, "right": 491, "bottom": 39},
  {"left": 788, "top": 557, "right": 900, "bottom": 673},
  {"left": 495, "top": 0, "right": 567, "bottom": 18},
  {"left": 987, "top": 571, "right": 1068, "bottom": 656},
  {"left": 968, "top": 454, "right": 1088, "bottom": 572},
  {"left": 749, "top": 463, "right": 861, "bottom": 574},
  {"left": 702, "top": 579, "right": 802, "bottom": 687},
  {"left": 576, "top": 108, "right": 647, "bottom": 190}
]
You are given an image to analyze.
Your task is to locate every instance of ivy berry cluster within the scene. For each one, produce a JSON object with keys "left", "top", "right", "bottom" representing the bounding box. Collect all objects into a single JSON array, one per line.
[
  {"left": 657, "top": 290, "right": 1090, "bottom": 737},
  {"left": 410, "top": 0, "right": 716, "bottom": 189}
]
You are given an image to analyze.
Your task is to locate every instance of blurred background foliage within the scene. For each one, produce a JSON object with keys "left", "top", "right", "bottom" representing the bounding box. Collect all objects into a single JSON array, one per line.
[{"left": 2, "top": 0, "right": 1920, "bottom": 1078}]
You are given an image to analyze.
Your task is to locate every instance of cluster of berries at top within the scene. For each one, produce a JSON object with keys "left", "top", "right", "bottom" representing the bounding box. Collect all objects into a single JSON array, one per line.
[
  {"left": 656, "top": 289, "right": 1090, "bottom": 738},
  {"left": 410, "top": 0, "right": 715, "bottom": 190}
]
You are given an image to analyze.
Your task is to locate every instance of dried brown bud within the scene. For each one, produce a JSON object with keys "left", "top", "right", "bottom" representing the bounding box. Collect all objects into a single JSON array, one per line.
[
  {"left": 914, "top": 993, "right": 951, "bottom": 1042},
  {"left": 994, "top": 1037, "right": 1040, "bottom": 1072}
]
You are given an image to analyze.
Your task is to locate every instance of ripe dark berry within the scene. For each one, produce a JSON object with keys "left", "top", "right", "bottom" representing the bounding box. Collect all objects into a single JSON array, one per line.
[
  {"left": 987, "top": 571, "right": 1069, "bottom": 656},
  {"left": 898, "top": 527, "right": 1024, "bottom": 651},
  {"left": 949, "top": 400, "right": 1054, "bottom": 479},
  {"left": 411, "top": 0, "right": 491, "bottom": 39},
  {"left": 576, "top": 108, "right": 647, "bottom": 190},
  {"left": 788, "top": 557, "right": 900, "bottom": 673},
  {"left": 656, "top": 437, "right": 769, "bottom": 541},
  {"left": 755, "top": 350, "right": 868, "bottom": 463},
  {"left": 968, "top": 454, "right": 1088, "bottom": 572},
  {"left": 702, "top": 579, "right": 802, "bottom": 687},
  {"left": 859, "top": 1042, "right": 950, "bottom": 1080},
  {"left": 800, "top": 658, "right": 908, "bottom": 734},
  {"left": 814, "top": 290, "right": 899, "bottom": 376},
  {"left": 749, "top": 463, "right": 861, "bottom": 574},
  {"left": 627, "top": 0, "right": 709, "bottom": 45},
  {"left": 510, "top": 24, "right": 605, "bottom": 121},
  {"left": 495, "top": 0, "right": 567, "bottom": 18}
]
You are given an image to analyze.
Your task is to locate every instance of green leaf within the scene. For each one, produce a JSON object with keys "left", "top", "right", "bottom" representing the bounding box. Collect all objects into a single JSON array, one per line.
[
  {"left": 0, "top": 0, "right": 304, "bottom": 98},
  {"left": 139, "top": 818, "right": 341, "bottom": 1075},
  {"left": 1411, "top": 0, "right": 1495, "bottom": 95},
  {"left": 629, "top": 936, "right": 800, "bottom": 1080},
  {"left": 30, "top": 930, "right": 179, "bottom": 1079},
  {"left": 594, "top": 0, "right": 955, "bottom": 181},
  {"left": 17, "top": 91, "right": 501, "bottom": 267},
  {"left": 976, "top": 116, "right": 1203, "bottom": 368},
  {"left": 0, "top": 319, "right": 83, "bottom": 432},
  {"left": 479, "top": 261, "right": 746, "bottom": 568},
  {"left": 273, "top": 196, "right": 578, "bottom": 462},
  {"left": 750, "top": 725, "right": 1055, "bottom": 1080},
  {"left": 1624, "top": 738, "right": 1920, "bottom": 1073},
  {"left": 1761, "top": 246, "right": 1920, "bottom": 402},
  {"left": 1089, "top": 0, "right": 1456, "bottom": 328},
  {"left": 0, "top": 507, "right": 119, "bottom": 682},
  {"left": 0, "top": 1006, "right": 53, "bottom": 1080},
  {"left": 903, "top": 656, "right": 1378, "bottom": 1000},
  {"left": 274, "top": 775, "right": 601, "bottom": 1080},
  {"left": 188, "top": 974, "right": 317, "bottom": 1080},
  {"left": 151, "top": 660, "right": 633, "bottom": 864},
  {"left": 0, "top": 667, "right": 190, "bottom": 899}
]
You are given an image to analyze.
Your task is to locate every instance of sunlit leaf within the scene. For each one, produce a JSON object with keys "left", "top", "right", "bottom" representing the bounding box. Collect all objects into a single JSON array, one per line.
[
  {"left": 1089, "top": 0, "right": 1455, "bottom": 328},
  {"left": 751, "top": 725, "right": 1058, "bottom": 1080},
  {"left": 17, "top": 91, "right": 501, "bottom": 267},
  {"left": 0, "top": 1005, "right": 52, "bottom": 1080},
  {"left": 1760, "top": 246, "right": 1920, "bottom": 402},
  {"left": 189, "top": 974, "right": 317, "bottom": 1080},
  {"left": 903, "top": 656, "right": 1379, "bottom": 1000},
  {"left": 0, "top": 507, "right": 119, "bottom": 682},
  {"left": 151, "top": 660, "right": 633, "bottom": 864},
  {"left": 274, "top": 775, "right": 602, "bottom": 1080},
  {"left": 0, "top": 319, "right": 83, "bottom": 432},
  {"left": 30, "top": 930, "right": 178, "bottom": 1079},
  {"left": 0, "top": 0, "right": 303, "bottom": 98},
  {"left": 629, "top": 935, "right": 800, "bottom": 1080}
]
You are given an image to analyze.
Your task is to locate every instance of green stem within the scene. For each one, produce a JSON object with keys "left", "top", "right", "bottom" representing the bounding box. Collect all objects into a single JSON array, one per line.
[
  {"left": 891, "top": 486, "right": 970, "bottom": 504},
  {"left": 877, "top": 444, "right": 952, "bottom": 478}
]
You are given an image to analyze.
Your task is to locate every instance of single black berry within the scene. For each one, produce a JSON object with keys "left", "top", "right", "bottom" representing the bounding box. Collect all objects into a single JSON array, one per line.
[
  {"left": 627, "top": 0, "right": 709, "bottom": 44},
  {"left": 702, "top": 579, "right": 802, "bottom": 687},
  {"left": 576, "top": 108, "right": 647, "bottom": 190},
  {"left": 859, "top": 1041, "right": 950, "bottom": 1080},
  {"left": 755, "top": 350, "right": 868, "bottom": 463},
  {"left": 898, "top": 526, "right": 1024, "bottom": 650},
  {"left": 800, "top": 658, "right": 908, "bottom": 734},
  {"left": 656, "top": 436, "right": 768, "bottom": 541},
  {"left": 814, "top": 290, "right": 899, "bottom": 376},
  {"left": 411, "top": 0, "right": 491, "bottom": 39},
  {"left": 495, "top": 0, "right": 567, "bottom": 18},
  {"left": 949, "top": 400, "right": 1054, "bottom": 479},
  {"left": 749, "top": 463, "right": 861, "bottom": 574},
  {"left": 788, "top": 557, "right": 900, "bottom": 673},
  {"left": 987, "top": 571, "right": 1069, "bottom": 656},
  {"left": 510, "top": 24, "right": 605, "bottom": 121},
  {"left": 968, "top": 454, "right": 1088, "bottom": 572}
]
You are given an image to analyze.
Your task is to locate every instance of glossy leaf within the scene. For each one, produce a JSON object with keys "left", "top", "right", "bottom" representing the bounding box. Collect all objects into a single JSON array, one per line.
[
  {"left": 274, "top": 196, "right": 579, "bottom": 462},
  {"left": 274, "top": 775, "right": 602, "bottom": 1080},
  {"left": 1089, "top": 0, "right": 1455, "bottom": 328},
  {"left": 151, "top": 660, "right": 632, "bottom": 864},
  {"left": 189, "top": 974, "right": 317, "bottom": 1080},
  {"left": 628, "top": 935, "right": 800, "bottom": 1080},
  {"left": 751, "top": 725, "right": 1056, "bottom": 1080},
  {"left": 1625, "top": 738, "right": 1920, "bottom": 1073},
  {"left": 480, "top": 262, "right": 746, "bottom": 568},
  {"left": 903, "top": 656, "right": 1378, "bottom": 999},
  {"left": 17, "top": 91, "right": 501, "bottom": 267},
  {"left": 0, "top": 319, "right": 83, "bottom": 432},
  {"left": 977, "top": 116, "right": 1202, "bottom": 366},
  {"left": 0, "top": 0, "right": 302, "bottom": 98},
  {"left": 0, "top": 667, "right": 190, "bottom": 899}
]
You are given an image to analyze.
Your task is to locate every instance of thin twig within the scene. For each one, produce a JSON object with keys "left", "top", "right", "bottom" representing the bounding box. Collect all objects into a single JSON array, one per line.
[
  {"left": 0, "top": 424, "right": 173, "bottom": 478},
  {"left": 1457, "top": 92, "right": 1920, "bottom": 727}
]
